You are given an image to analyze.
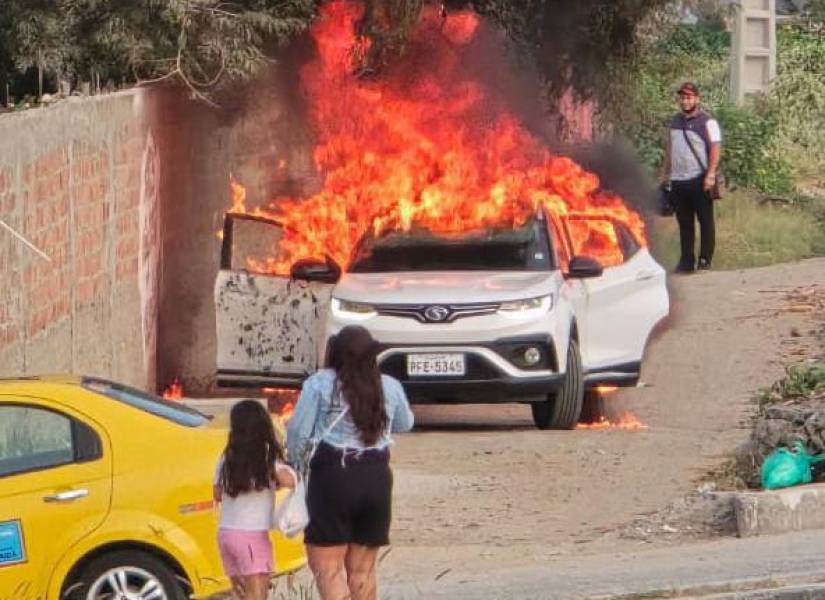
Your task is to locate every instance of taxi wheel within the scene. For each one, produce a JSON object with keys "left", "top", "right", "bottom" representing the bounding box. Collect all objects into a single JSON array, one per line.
[{"left": 68, "top": 550, "right": 187, "bottom": 600}]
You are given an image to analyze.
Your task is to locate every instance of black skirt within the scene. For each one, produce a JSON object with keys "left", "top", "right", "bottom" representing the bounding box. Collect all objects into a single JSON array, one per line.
[{"left": 304, "top": 442, "right": 393, "bottom": 547}]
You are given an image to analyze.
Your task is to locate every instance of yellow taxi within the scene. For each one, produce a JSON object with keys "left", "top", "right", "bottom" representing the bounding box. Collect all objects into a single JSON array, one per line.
[{"left": 0, "top": 376, "right": 305, "bottom": 600}]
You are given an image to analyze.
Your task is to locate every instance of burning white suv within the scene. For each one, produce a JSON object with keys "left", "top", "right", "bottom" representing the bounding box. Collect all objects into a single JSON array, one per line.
[{"left": 215, "top": 208, "right": 668, "bottom": 429}]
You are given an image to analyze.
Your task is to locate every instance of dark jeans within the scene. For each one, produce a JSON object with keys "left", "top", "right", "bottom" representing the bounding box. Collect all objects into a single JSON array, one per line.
[{"left": 671, "top": 175, "right": 715, "bottom": 268}]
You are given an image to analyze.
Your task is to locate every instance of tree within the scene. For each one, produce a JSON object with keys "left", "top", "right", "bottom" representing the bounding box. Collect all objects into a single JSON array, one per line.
[
  {"left": 0, "top": 1, "right": 68, "bottom": 99},
  {"left": 0, "top": 0, "right": 316, "bottom": 102},
  {"left": 356, "top": 0, "right": 670, "bottom": 104}
]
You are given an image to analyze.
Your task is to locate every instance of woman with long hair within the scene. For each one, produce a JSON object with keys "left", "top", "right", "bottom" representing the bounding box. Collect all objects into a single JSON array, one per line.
[
  {"left": 287, "top": 325, "right": 414, "bottom": 600},
  {"left": 214, "top": 399, "right": 296, "bottom": 600}
]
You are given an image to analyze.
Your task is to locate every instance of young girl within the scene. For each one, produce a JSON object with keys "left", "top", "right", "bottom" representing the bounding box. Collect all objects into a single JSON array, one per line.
[{"left": 214, "top": 399, "right": 296, "bottom": 600}]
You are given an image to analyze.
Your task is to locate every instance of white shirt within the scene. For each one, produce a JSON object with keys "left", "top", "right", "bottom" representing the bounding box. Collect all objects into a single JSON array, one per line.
[{"left": 214, "top": 456, "right": 294, "bottom": 531}]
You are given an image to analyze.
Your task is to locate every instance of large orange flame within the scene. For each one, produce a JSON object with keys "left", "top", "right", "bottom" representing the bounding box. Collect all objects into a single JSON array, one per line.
[{"left": 229, "top": 1, "right": 646, "bottom": 274}]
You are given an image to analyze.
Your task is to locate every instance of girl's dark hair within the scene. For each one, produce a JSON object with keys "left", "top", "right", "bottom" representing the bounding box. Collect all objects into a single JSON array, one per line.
[
  {"left": 220, "top": 399, "right": 285, "bottom": 497},
  {"left": 327, "top": 325, "right": 388, "bottom": 446}
]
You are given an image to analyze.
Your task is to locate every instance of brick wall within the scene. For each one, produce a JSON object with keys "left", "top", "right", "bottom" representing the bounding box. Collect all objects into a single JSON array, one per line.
[{"left": 0, "top": 92, "right": 154, "bottom": 388}]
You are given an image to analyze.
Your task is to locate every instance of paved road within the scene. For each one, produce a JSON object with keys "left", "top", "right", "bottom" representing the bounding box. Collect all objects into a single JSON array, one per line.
[{"left": 380, "top": 529, "right": 825, "bottom": 599}]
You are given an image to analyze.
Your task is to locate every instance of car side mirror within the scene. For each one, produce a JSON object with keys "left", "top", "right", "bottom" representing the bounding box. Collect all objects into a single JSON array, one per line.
[
  {"left": 290, "top": 257, "right": 341, "bottom": 284},
  {"left": 568, "top": 255, "right": 604, "bottom": 279}
]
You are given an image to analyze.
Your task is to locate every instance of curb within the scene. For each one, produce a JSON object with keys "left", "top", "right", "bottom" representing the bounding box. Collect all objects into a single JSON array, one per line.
[
  {"left": 586, "top": 575, "right": 825, "bottom": 600},
  {"left": 734, "top": 484, "right": 825, "bottom": 537},
  {"left": 691, "top": 583, "right": 825, "bottom": 599}
]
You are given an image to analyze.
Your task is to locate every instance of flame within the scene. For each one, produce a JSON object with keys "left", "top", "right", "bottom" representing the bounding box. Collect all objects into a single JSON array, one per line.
[
  {"left": 227, "top": 1, "right": 646, "bottom": 275},
  {"left": 264, "top": 387, "right": 298, "bottom": 423},
  {"left": 577, "top": 411, "right": 648, "bottom": 431},
  {"left": 162, "top": 378, "right": 184, "bottom": 401}
]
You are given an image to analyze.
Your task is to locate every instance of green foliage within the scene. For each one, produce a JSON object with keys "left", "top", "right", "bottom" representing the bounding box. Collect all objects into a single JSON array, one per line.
[
  {"left": 765, "top": 24, "right": 825, "bottom": 176},
  {"left": 753, "top": 362, "right": 825, "bottom": 414},
  {"left": 653, "top": 22, "right": 729, "bottom": 59},
  {"left": 715, "top": 102, "right": 794, "bottom": 194},
  {"left": 467, "top": 0, "right": 669, "bottom": 102},
  {"left": 803, "top": 0, "right": 825, "bottom": 25},
  {"left": 779, "top": 363, "right": 825, "bottom": 399},
  {"left": 357, "top": 0, "right": 669, "bottom": 102},
  {"left": 602, "top": 19, "right": 815, "bottom": 195},
  {"left": 0, "top": 0, "right": 316, "bottom": 101}
]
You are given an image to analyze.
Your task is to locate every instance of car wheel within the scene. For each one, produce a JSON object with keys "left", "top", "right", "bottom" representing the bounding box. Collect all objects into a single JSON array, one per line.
[
  {"left": 67, "top": 550, "right": 187, "bottom": 600},
  {"left": 579, "top": 390, "right": 606, "bottom": 424},
  {"left": 531, "top": 339, "right": 584, "bottom": 430}
]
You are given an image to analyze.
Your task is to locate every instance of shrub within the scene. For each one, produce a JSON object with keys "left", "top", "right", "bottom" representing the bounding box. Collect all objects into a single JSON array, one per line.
[
  {"left": 766, "top": 24, "right": 825, "bottom": 177},
  {"left": 715, "top": 102, "right": 795, "bottom": 194}
]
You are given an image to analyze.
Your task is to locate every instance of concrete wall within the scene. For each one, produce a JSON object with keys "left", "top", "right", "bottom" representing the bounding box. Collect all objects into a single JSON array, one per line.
[
  {"left": 0, "top": 75, "right": 314, "bottom": 394},
  {"left": 0, "top": 91, "right": 158, "bottom": 388}
]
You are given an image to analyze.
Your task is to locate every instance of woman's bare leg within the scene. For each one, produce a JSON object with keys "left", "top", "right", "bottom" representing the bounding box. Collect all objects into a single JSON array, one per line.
[
  {"left": 344, "top": 545, "right": 379, "bottom": 600},
  {"left": 307, "top": 544, "right": 350, "bottom": 600},
  {"left": 235, "top": 574, "right": 270, "bottom": 600}
]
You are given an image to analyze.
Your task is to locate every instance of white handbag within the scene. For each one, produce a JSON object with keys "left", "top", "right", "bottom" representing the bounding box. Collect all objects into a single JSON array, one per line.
[
  {"left": 272, "top": 474, "right": 310, "bottom": 538},
  {"left": 272, "top": 407, "right": 349, "bottom": 538}
]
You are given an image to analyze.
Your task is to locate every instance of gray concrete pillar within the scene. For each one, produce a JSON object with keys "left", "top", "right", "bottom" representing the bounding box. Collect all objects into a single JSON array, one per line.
[{"left": 731, "top": 0, "right": 777, "bottom": 104}]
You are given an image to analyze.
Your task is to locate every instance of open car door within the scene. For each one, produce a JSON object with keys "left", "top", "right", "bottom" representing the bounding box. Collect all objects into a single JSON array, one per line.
[
  {"left": 566, "top": 215, "right": 669, "bottom": 386},
  {"left": 215, "top": 213, "right": 337, "bottom": 388}
]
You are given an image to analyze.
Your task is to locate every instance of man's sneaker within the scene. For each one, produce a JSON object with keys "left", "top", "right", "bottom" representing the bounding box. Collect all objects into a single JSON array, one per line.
[
  {"left": 697, "top": 258, "right": 711, "bottom": 271},
  {"left": 674, "top": 262, "right": 695, "bottom": 274}
]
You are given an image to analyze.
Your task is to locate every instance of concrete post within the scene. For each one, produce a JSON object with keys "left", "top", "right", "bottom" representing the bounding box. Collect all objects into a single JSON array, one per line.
[{"left": 731, "top": 0, "right": 777, "bottom": 104}]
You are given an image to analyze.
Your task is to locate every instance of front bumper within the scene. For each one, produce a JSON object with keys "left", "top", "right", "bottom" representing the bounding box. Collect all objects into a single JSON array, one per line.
[{"left": 377, "top": 337, "right": 563, "bottom": 404}]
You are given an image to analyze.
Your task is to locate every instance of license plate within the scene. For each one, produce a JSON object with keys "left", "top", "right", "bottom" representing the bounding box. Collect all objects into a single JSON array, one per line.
[{"left": 407, "top": 353, "right": 466, "bottom": 377}]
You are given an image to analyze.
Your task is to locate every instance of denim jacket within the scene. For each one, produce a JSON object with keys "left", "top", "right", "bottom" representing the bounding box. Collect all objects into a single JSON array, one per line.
[{"left": 285, "top": 369, "right": 414, "bottom": 462}]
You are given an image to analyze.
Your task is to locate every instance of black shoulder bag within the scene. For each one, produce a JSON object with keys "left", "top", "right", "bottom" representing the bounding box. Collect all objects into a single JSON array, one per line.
[{"left": 681, "top": 127, "right": 722, "bottom": 200}]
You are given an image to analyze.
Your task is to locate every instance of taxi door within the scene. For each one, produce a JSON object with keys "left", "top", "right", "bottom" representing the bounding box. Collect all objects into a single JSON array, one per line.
[{"left": 0, "top": 397, "right": 112, "bottom": 598}]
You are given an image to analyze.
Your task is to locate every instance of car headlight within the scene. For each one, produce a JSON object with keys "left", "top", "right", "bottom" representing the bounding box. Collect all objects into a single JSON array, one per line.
[
  {"left": 497, "top": 295, "right": 553, "bottom": 314},
  {"left": 331, "top": 298, "right": 377, "bottom": 320}
]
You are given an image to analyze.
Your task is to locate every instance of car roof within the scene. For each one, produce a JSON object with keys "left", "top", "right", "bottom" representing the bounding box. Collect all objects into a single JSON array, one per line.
[{"left": 0, "top": 374, "right": 82, "bottom": 385}]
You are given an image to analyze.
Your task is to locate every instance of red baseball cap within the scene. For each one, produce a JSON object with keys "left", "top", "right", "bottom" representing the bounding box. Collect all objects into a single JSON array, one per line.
[{"left": 678, "top": 81, "right": 700, "bottom": 96}]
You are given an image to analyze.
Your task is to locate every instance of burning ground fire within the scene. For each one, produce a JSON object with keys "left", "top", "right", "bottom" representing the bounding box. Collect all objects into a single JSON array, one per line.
[
  {"left": 577, "top": 412, "right": 649, "bottom": 431},
  {"left": 162, "top": 378, "right": 184, "bottom": 400},
  {"left": 264, "top": 388, "right": 298, "bottom": 424},
  {"left": 577, "top": 387, "right": 649, "bottom": 431},
  {"left": 226, "top": 1, "right": 647, "bottom": 273}
]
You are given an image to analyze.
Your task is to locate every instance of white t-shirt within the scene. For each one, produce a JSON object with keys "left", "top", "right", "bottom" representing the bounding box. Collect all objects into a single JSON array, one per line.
[{"left": 214, "top": 455, "right": 294, "bottom": 531}]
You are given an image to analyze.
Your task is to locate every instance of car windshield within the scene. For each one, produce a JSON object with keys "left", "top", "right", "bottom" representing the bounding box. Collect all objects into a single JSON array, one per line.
[
  {"left": 349, "top": 218, "right": 554, "bottom": 273},
  {"left": 81, "top": 377, "right": 210, "bottom": 427}
]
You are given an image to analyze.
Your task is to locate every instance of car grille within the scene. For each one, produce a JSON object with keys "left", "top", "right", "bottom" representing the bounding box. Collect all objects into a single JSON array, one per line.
[{"left": 373, "top": 302, "right": 500, "bottom": 323}]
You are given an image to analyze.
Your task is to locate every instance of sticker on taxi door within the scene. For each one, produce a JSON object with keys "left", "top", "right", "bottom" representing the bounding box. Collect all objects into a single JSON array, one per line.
[{"left": 0, "top": 520, "right": 26, "bottom": 566}]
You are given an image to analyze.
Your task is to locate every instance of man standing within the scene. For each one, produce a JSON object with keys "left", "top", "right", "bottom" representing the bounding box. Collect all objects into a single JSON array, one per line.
[{"left": 660, "top": 82, "right": 722, "bottom": 272}]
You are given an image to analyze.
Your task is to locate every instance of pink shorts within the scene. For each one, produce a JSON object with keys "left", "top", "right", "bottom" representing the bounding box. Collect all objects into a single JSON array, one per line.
[{"left": 217, "top": 529, "right": 273, "bottom": 577}]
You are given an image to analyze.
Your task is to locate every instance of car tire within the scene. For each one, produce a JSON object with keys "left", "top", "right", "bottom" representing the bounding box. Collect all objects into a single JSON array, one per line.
[
  {"left": 66, "top": 550, "right": 187, "bottom": 600},
  {"left": 579, "top": 390, "right": 606, "bottom": 424},
  {"left": 531, "top": 339, "right": 584, "bottom": 430}
]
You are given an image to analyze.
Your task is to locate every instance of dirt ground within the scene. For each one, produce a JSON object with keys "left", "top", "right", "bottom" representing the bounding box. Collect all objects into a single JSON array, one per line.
[{"left": 378, "top": 258, "right": 825, "bottom": 588}]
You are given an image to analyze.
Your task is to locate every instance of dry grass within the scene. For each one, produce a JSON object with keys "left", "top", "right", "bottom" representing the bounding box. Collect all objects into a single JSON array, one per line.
[{"left": 649, "top": 188, "right": 825, "bottom": 271}]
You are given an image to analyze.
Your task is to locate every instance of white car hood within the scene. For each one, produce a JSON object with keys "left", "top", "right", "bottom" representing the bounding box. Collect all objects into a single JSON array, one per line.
[{"left": 333, "top": 271, "right": 557, "bottom": 305}]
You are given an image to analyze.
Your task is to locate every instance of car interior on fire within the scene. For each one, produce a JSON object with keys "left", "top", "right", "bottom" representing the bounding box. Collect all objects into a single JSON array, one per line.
[{"left": 348, "top": 218, "right": 556, "bottom": 273}]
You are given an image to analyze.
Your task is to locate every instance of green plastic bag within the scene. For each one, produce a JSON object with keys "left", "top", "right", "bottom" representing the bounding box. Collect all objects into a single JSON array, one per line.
[{"left": 761, "top": 441, "right": 825, "bottom": 490}]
